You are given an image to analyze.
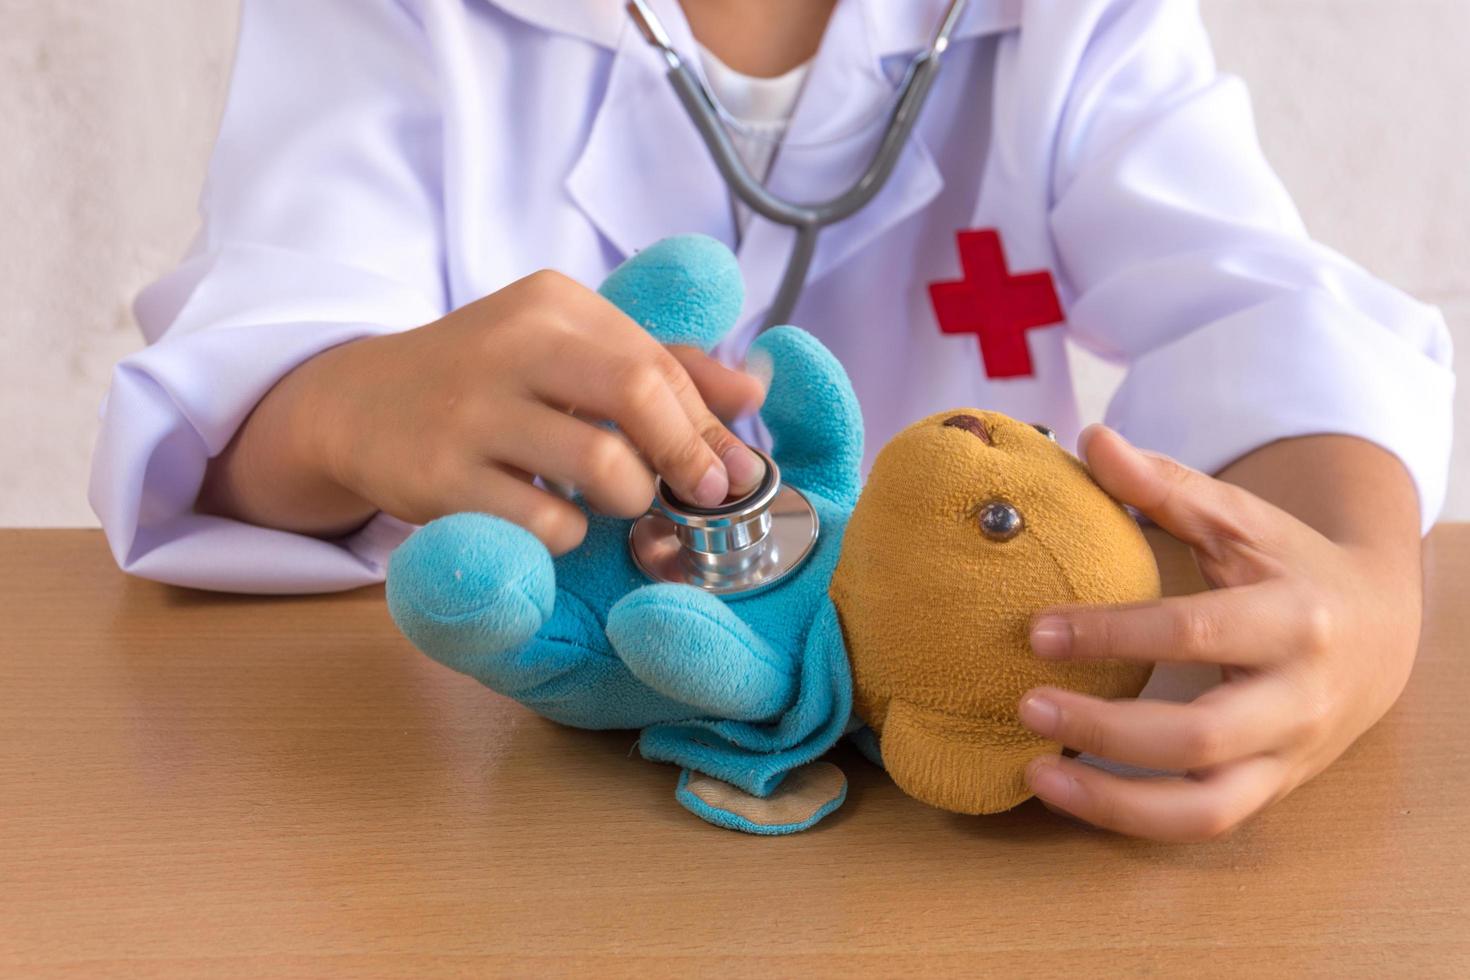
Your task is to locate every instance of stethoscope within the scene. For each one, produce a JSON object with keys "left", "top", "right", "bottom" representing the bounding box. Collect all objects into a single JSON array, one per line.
[
  {"left": 625, "top": 0, "right": 972, "bottom": 596},
  {"left": 630, "top": 447, "right": 820, "bottom": 596},
  {"left": 625, "top": 0, "right": 972, "bottom": 332}
]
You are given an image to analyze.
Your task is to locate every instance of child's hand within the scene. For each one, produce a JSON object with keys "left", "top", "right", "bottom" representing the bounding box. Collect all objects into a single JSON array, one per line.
[
  {"left": 199, "top": 270, "right": 766, "bottom": 551},
  {"left": 1017, "top": 426, "right": 1423, "bottom": 842}
]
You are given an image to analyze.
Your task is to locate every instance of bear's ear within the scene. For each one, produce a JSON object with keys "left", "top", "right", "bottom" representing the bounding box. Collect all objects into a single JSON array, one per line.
[{"left": 598, "top": 234, "right": 744, "bottom": 351}]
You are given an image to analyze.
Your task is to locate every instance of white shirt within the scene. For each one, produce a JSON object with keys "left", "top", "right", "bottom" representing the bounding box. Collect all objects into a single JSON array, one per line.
[
  {"left": 695, "top": 44, "right": 810, "bottom": 239},
  {"left": 90, "top": 0, "right": 1455, "bottom": 593}
]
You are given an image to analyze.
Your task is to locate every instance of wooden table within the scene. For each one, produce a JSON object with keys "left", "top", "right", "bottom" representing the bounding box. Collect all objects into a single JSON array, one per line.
[{"left": 2, "top": 528, "right": 1467, "bottom": 977}]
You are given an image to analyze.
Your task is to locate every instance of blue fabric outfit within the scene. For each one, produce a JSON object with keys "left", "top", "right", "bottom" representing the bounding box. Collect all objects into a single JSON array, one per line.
[{"left": 386, "top": 235, "right": 862, "bottom": 833}]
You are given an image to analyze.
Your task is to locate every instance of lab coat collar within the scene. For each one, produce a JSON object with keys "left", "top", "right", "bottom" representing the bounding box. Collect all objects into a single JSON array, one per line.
[
  {"left": 478, "top": 0, "right": 625, "bottom": 49},
  {"left": 564, "top": 0, "right": 739, "bottom": 258},
  {"left": 560, "top": 0, "right": 1021, "bottom": 332}
]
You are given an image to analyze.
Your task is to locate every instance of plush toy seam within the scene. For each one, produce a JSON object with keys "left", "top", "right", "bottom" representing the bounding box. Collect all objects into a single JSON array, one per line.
[
  {"left": 398, "top": 586, "right": 543, "bottom": 628},
  {"left": 620, "top": 596, "right": 801, "bottom": 677}
]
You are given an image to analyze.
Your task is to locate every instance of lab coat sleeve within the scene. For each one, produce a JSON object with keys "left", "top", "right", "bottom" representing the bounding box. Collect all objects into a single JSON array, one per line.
[
  {"left": 89, "top": 0, "right": 446, "bottom": 593},
  {"left": 1047, "top": 0, "right": 1455, "bottom": 532}
]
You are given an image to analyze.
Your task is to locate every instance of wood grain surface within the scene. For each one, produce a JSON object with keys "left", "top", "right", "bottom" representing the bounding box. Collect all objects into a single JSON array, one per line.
[{"left": 2, "top": 528, "right": 1467, "bottom": 977}]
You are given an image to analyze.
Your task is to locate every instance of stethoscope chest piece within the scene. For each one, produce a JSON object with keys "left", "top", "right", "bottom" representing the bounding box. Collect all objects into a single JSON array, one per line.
[{"left": 629, "top": 448, "right": 818, "bottom": 597}]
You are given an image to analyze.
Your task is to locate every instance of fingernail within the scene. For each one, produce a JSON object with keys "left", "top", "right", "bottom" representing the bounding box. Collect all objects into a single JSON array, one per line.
[
  {"left": 722, "top": 444, "right": 765, "bottom": 493},
  {"left": 1026, "top": 756, "right": 1072, "bottom": 805},
  {"left": 1030, "top": 616, "right": 1072, "bottom": 658},
  {"left": 1080, "top": 423, "right": 1139, "bottom": 460},
  {"left": 692, "top": 463, "right": 728, "bottom": 508},
  {"left": 1019, "top": 693, "right": 1060, "bottom": 737},
  {"left": 743, "top": 348, "right": 774, "bottom": 392},
  {"left": 1076, "top": 424, "right": 1104, "bottom": 458}
]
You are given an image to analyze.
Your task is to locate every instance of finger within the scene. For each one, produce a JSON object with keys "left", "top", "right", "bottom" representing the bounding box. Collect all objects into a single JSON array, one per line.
[
  {"left": 508, "top": 276, "right": 752, "bottom": 507},
  {"left": 1029, "top": 585, "right": 1293, "bottom": 667},
  {"left": 667, "top": 345, "right": 766, "bottom": 423},
  {"left": 1018, "top": 678, "right": 1304, "bottom": 771},
  {"left": 555, "top": 292, "right": 764, "bottom": 496},
  {"left": 1025, "top": 753, "right": 1283, "bottom": 842},
  {"left": 525, "top": 338, "right": 728, "bottom": 507},
  {"left": 489, "top": 406, "right": 655, "bottom": 519},
  {"left": 657, "top": 349, "right": 767, "bottom": 497},
  {"left": 527, "top": 337, "right": 759, "bottom": 506},
  {"left": 1079, "top": 425, "right": 1282, "bottom": 557},
  {"left": 418, "top": 464, "right": 588, "bottom": 556}
]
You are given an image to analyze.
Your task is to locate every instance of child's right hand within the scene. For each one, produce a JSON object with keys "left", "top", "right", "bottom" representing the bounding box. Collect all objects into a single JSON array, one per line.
[{"left": 197, "top": 270, "right": 767, "bottom": 553}]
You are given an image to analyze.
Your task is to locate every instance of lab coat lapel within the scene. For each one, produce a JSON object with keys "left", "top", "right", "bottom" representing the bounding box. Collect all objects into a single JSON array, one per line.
[{"left": 565, "top": 0, "right": 737, "bottom": 262}]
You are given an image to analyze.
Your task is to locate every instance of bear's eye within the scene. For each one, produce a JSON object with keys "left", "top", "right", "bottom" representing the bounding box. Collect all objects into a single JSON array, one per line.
[
  {"left": 1032, "top": 424, "right": 1056, "bottom": 442},
  {"left": 977, "top": 500, "right": 1023, "bottom": 541}
]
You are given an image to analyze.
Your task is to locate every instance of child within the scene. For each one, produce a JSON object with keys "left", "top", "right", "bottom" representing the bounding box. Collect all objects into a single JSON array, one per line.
[{"left": 91, "top": 0, "right": 1454, "bottom": 842}]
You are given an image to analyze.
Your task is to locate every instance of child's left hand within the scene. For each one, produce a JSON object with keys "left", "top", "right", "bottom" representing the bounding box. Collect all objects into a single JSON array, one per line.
[{"left": 1016, "top": 425, "right": 1423, "bottom": 842}]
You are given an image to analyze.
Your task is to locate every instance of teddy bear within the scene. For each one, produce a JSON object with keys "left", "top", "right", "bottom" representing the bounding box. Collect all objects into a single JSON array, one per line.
[
  {"left": 386, "top": 234, "right": 1159, "bottom": 834},
  {"left": 831, "top": 410, "right": 1157, "bottom": 815}
]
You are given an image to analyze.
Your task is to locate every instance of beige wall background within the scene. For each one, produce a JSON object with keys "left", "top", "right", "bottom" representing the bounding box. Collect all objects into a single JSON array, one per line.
[{"left": 1, "top": 0, "right": 1466, "bottom": 527}]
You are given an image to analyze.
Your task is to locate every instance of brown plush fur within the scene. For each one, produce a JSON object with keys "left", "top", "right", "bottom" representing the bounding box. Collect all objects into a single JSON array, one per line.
[{"left": 830, "top": 411, "right": 1158, "bottom": 814}]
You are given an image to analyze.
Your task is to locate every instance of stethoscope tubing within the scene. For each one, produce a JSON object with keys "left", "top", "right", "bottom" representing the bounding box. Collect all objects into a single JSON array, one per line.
[{"left": 631, "top": 0, "right": 970, "bottom": 330}]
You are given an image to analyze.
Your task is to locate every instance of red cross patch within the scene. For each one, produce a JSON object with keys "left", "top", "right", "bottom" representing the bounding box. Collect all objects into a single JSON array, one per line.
[{"left": 928, "top": 229, "right": 1065, "bottom": 379}]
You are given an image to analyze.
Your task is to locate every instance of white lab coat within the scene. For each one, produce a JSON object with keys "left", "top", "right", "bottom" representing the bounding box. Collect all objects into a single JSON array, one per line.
[{"left": 91, "top": 0, "right": 1455, "bottom": 594}]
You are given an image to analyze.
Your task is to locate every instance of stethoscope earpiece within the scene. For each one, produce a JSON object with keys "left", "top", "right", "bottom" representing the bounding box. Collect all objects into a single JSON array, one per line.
[{"left": 629, "top": 448, "right": 819, "bottom": 596}]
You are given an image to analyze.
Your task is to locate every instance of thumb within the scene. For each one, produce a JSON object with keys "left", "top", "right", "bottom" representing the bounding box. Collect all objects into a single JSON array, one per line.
[{"left": 1078, "top": 425, "right": 1267, "bottom": 552}]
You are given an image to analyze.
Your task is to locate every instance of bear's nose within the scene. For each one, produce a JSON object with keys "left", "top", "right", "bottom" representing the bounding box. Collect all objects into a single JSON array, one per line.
[{"left": 942, "top": 414, "right": 992, "bottom": 445}]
